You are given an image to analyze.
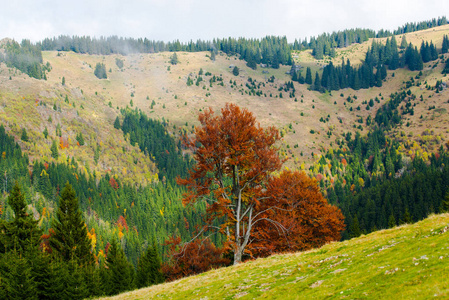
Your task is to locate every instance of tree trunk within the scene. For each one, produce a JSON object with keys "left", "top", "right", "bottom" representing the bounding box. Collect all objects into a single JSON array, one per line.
[{"left": 234, "top": 246, "right": 242, "bottom": 265}]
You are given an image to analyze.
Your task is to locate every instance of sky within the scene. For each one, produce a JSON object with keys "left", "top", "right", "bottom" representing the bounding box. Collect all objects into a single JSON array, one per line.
[{"left": 0, "top": 0, "right": 448, "bottom": 43}]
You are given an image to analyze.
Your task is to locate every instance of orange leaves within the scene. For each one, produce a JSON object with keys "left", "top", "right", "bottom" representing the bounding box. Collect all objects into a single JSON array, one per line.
[
  {"left": 59, "top": 136, "right": 69, "bottom": 149},
  {"left": 116, "top": 215, "right": 129, "bottom": 231},
  {"left": 109, "top": 177, "right": 119, "bottom": 190},
  {"left": 86, "top": 227, "right": 97, "bottom": 250},
  {"left": 341, "top": 158, "right": 348, "bottom": 166},
  {"left": 161, "top": 236, "right": 230, "bottom": 281},
  {"left": 249, "top": 170, "right": 345, "bottom": 258}
]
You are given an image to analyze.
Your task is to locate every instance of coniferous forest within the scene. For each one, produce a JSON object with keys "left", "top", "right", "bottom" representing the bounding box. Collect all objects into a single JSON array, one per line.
[{"left": 1, "top": 14, "right": 449, "bottom": 298}]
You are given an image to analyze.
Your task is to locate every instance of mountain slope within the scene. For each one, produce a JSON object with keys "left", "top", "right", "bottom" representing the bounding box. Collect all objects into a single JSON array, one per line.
[{"left": 102, "top": 213, "right": 449, "bottom": 299}]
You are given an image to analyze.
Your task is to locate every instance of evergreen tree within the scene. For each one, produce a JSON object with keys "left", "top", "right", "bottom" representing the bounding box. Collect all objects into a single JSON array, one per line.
[
  {"left": 442, "top": 35, "right": 449, "bottom": 54},
  {"left": 350, "top": 215, "right": 361, "bottom": 238},
  {"left": 388, "top": 213, "right": 396, "bottom": 228},
  {"left": 104, "top": 239, "right": 135, "bottom": 295},
  {"left": 313, "top": 71, "right": 321, "bottom": 91},
  {"left": 170, "top": 52, "right": 178, "bottom": 65},
  {"left": 441, "top": 192, "right": 449, "bottom": 212},
  {"left": 62, "top": 76, "right": 65, "bottom": 86},
  {"left": 136, "top": 244, "right": 164, "bottom": 288},
  {"left": 305, "top": 67, "right": 312, "bottom": 84},
  {"left": 0, "top": 252, "right": 37, "bottom": 300},
  {"left": 1, "top": 182, "right": 41, "bottom": 254},
  {"left": 51, "top": 139, "right": 59, "bottom": 159},
  {"left": 49, "top": 182, "right": 94, "bottom": 266},
  {"left": 76, "top": 132, "right": 85, "bottom": 146},
  {"left": 232, "top": 66, "right": 239, "bottom": 76},
  {"left": 64, "top": 260, "right": 88, "bottom": 300},
  {"left": 114, "top": 116, "right": 120, "bottom": 129},
  {"left": 21, "top": 128, "right": 29, "bottom": 142},
  {"left": 43, "top": 127, "right": 48, "bottom": 139},
  {"left": 94, "top": 63, "right": 107, "bottom": 79},
  {"left": 400, "top": 35, "right": 408, "bottom": 49}
]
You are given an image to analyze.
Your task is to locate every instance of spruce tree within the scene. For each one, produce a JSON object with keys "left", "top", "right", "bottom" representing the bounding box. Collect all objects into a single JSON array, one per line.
[
  {"left": 232, "top": 66, "right": 239, "bottom": 76},
  {"left": 49, "top": 182, "right": 94, "bottom": 266},
  {"left": 305, "top": 67, "right": 312, "bottom": 84},
  {"left": 136, "top": 244, "right": 164, "bottom": 288},
  {"left": 2, "top": 182, "right": 41, "bottom": 254},
  {"left": 21, "top": 128, "right": 29, "bottom": 142},
  {"left": 114, "top": 116, "right": 121, "bottom": 129},
  {"left": 400, "top": 35, "right": 407, "bottom": 49},
  {"left": 43, "top": 127, "right": 48, "bottom": 139},
  {"left": 104, "top": 239, "right": 135, "bottom": 296},
  {"left": 313, "top": 71, "right": 321, "bottom": 91},
  {"left": 442, "top": 35, "right": 449, "bottom": 54},
  {"left": 0, "top": 252, "right": 38, "bottom": 300},
  {"left": 51, "top": 139, "right": 58, "bottom": 159}
]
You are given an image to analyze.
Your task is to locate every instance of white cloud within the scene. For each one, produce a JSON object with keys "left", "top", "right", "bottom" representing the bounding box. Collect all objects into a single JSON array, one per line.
[{"left": 0, "top": 0, "right": 447, "bottom": 42}]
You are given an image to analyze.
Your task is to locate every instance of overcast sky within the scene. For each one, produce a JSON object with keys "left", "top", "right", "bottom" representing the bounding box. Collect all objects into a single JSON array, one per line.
[{"left": 1, "top": 0, "right": 448, "bottom": 43}]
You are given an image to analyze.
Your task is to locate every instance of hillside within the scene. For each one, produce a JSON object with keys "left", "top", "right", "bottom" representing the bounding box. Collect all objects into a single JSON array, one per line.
[
  {"left": 101, "top": 213, "right": 449, "bottom": 299},
  {"left": 0, "top": 25, "right": 448, "bottom": 177},
  {"left": 40, "top": 24, "right": 449, "bottom": 168}
]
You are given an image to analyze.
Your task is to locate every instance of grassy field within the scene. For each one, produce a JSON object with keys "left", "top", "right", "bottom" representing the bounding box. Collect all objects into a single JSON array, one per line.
[{"left": 100, "top": 213, "right": 449, "bottom": 299}]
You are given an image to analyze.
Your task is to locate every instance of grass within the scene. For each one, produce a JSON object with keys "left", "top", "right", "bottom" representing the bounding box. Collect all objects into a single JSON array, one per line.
[{"left": 101, "top": 213, "right": 449, "bottom": 299}]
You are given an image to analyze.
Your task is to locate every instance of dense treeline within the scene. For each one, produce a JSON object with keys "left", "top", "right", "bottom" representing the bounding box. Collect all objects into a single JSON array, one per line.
[
  {"left": 293, "top": 16, "right": 447, "bottom": 59},
  {"left": 0, "top": 180, "right": 165, "bottom": 299},
  {"left": 296, "top": 32, "right": 447, "bottom": 92},
  {"left": 374, "top": 91, "right": 411, "bottom": 129},
  {"left": 120, "top": 108, "right": 193, "bottom": 182},
  {"left": 0, "top": 123, "right": 206, "bottom": 267},
  {"left": 0, "top": 40, "right": 47, "bottom": 79},
  {"left": 214, "top": 36, "right": 292, "bottom": 68},
  {"left": 40, "top": 35, "right": 292, "bottom": 68},
  {"left": 294, "top": 38, "right": 398, "bottom": 91},
  {"left": 315, "top": 125, "right": 449, "bottom": 240},
  {"left": 336, "top": 151, "right": 449, "bottom": 239}
]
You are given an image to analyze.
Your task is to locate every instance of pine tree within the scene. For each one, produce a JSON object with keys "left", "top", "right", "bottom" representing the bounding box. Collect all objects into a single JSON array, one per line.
[
  {"left": 64, "top": 260, "right": 88, "bottom": 300},
  {"left": 388, "top": 213, "right": 396, "bottom": 228},
  {"left": 400, "top": 35, "right": 407, "bottom": 49},
  {"left": 21, "top": 128, "right": 29, "bottom": 142},
  {"left": 62, "top": 76, "right": 65, "bottom": 86},
  {"left": 313, "top": 71, "right": 321, "bottom": 91},
  {"left": 232, "top": 66, "right": 239, "bottom": 76},
  {"left": 49, "top": 182, "right": 94, "bottom": 266},
  {"left": 350, "top": 215, "right": 361, "bottom": 238},
  {"left": 442, "top": 35, "right": 449, "bottom": 54},
  {"left": 441, "top": 192, "right": 449, "bottom": 212},
  {"left": 305, "top": 67, "right": 312, "bottom": 84},
  {"left": 43, "top": 127, "right": 48, "bottom": 139},
  {"left": 0, "top": 252, "right": 38, "bottom": 300},
  {"left": 136, "top": 244, "right": 164, "bottom": 288},
  {"left": 2, "top": 182, "right": 41, "bottom": 254},
  {"left": 170, "top": 52, "right": 178, "bottom": 65},
  {"left": 104, "top": 239, "right": 135, "bottom": 295},
  {"left": 76, "top": 132, "right": 85, "bottom": 146},
  {"left": 51, "top": 139, "right": 59, "bottom": 159}
]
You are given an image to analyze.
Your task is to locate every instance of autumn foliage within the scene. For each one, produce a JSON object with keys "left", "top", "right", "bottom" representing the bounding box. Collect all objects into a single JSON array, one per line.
[
  {"left": 161, "top": 236, "right": 230, "bottom": 281},
  {"left": 178, "top": 103, "right": 344, "bottom": 265},
  {"left": 178, "top": 103, "right": 282, "bottom": 264},
  {"left": 249, "top": 170, "right": 345, "bottom": 258}
]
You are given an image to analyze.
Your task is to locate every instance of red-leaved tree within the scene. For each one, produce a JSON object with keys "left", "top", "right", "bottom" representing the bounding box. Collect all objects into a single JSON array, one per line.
[
  {"left": 178, "top": 103, "right": 344, "bottom": 265},
  {"left": 178, "top": 103, "right": 283, "bottom": 264},
  {"left": 161, "top": 236, "right": 230, "bottom": 281},
  {"left": 249, "top": 170, "right": 345, "bottom": 258}
]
